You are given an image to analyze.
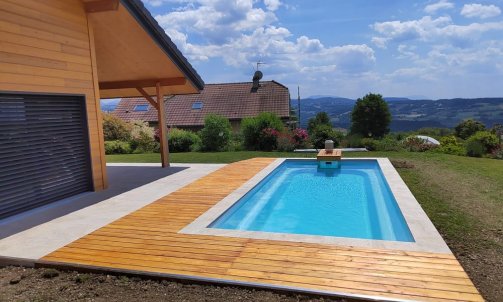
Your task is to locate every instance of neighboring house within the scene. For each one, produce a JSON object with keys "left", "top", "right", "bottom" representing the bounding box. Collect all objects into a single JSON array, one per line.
[
  {"left": 0, "top": 0, "right": 203, "bottom": 219},
  {"left": 113, "top": 80, "right": 291, "bottom": 131}
]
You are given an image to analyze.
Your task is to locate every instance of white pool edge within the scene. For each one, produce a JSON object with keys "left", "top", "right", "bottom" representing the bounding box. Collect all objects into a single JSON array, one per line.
[{"left": 180, "top": 158, "right": 451, "bottom": 254}]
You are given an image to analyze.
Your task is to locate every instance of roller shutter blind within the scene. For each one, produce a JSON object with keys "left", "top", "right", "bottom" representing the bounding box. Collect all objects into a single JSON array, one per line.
[{"left": 0, "top": 93, "right": 92, "bottom": 219}]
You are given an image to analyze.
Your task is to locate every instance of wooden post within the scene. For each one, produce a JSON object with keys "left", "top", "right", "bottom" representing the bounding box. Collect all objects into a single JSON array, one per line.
[{"left": 156, "top": 82, "right": 169, "bottom": 167}]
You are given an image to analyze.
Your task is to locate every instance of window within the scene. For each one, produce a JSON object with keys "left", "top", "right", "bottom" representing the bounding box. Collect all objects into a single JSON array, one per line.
[
  {"left": 134, "top": 104, "right": 149, "bottom": 111},
  {"left": 192, "top": 101, "right": 203, "bottom": 110}
]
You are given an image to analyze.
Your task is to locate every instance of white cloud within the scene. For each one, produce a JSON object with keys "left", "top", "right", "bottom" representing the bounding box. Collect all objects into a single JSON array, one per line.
[
  {"left": 156, "top": 0, "right": 277, "bottom": 44},
  {"left": 371, "top": 16, "right": 503, "bottom": 48},
  {"left": 424, "top": 0, "right": 454, "bottom": 14},
  {"left": 397, "top": 44, "right": 419, "bottom": 60},
  {"left": 371, "top": 16, "right": 451, "bottom": 46},
  {"left": 264, "top": 0, "right": 281, "bottom": 11},
  {"left": 154, "top": 0, "right": 376, "bottom": 80},
  {"left": 461, "top": 4, "right": 501, "bottom": 19}
]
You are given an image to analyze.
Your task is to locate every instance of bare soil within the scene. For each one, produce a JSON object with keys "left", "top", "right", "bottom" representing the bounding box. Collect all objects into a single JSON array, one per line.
[{"left": 0, "top": 266, "right": 345, "bottom": 302}]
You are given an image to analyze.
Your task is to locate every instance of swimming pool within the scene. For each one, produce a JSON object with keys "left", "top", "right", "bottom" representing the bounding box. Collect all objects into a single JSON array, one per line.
[
  {"left": 209, "top": 160, "right": 413, "bottom": 242},
  {"left": 181, "top": 158, "right": 450, "bottom": 253}
]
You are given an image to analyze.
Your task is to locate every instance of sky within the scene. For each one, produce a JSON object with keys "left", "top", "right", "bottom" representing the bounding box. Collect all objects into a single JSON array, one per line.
[{"left": 141, "top": 0, "right": 503, "bottom": 99}]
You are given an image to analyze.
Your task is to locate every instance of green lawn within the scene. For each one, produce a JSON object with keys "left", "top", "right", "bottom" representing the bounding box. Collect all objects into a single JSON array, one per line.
[{"left": 106, "top": 151, "right": 502, "bottom": 300}]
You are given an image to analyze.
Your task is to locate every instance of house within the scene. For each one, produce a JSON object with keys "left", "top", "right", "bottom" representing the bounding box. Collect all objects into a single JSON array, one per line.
[
  {"left": 0, "top": 0, "right": 203, "bottom": 219},
  {"left": 113, "top": 80, "right": 291, "bottom": 131}
]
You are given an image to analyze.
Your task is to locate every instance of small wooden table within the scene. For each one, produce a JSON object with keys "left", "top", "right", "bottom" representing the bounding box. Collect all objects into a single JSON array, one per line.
[{"left": 317, "top": 149, "right": 342, "bottom": 161}]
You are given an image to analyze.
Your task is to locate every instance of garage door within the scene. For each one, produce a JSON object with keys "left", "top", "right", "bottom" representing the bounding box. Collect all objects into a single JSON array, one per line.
[{"left": 0, "top": 93, "right": 92, "bottom": 219}]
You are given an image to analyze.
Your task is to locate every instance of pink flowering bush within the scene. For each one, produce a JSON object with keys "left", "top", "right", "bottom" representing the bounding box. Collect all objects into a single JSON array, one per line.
[
  {"left": 292, "top": 128, "right": 309, "bottom": 148},
  {"left": 276, "top": 133, "right": 296, "bottom": 152},
  {"left": 259, "top": 127, "right": 279, "bottom": 151}
]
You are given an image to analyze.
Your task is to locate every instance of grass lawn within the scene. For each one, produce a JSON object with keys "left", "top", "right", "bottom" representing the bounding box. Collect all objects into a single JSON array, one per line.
[{"left": 107, "top": 151, "right": 503, "bottom": 301}]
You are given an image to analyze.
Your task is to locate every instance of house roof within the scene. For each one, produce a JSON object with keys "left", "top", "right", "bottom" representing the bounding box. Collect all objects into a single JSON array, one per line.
[
  {"left": 113, "top": 81, "right": 291, "bottom": 126},
  {"left": 86, "top": 0, "right": 204, "bottom": 98},
  {"left": 120, "top": 0, "right": 204, "bottom": 90}
]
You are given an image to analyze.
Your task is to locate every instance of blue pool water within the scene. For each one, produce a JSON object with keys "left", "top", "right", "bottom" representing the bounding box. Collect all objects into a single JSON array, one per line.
[{"left": 210, "top": 160, "right": 414, "bottom": 242}]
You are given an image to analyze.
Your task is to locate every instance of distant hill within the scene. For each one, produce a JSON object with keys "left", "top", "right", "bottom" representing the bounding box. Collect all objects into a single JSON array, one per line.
[
  {"left": 100, "top": 99, "right": 120, "bottom": 112},
  {"left": 292, "top": 97, "right": 503, "bottom": 132}
]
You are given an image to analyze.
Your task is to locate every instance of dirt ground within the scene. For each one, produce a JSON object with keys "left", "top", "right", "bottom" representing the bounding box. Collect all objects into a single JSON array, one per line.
[{"left": 0, "top": 266, "right": 345, "bottom": 302}]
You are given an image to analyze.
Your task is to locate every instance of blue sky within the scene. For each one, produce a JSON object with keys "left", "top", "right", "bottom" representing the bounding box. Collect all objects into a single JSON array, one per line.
[{"left": 142, "top": 0, "right": 503, "bottom": 99}]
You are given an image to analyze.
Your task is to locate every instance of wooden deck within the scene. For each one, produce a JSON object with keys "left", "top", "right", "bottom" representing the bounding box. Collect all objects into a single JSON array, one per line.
[{"left": 42, "top": 158, "right": 482, "bottom": 302}]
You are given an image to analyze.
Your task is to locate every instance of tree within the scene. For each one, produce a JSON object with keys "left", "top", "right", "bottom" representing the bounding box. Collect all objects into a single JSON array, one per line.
[
  {"left": 454, "top": 119, "right": 486, "bottom": 139},
  {"left": 350, "top": 93, "right": 391, "bottom": 138},
  {"left": 455, "top": 119, "right": 486, "bottom": 140},
  {"left": 310, "top": 125, "right": 344, "bottom": 149},
  {"left": 200, "top": 114, "right": 232, "bottom": 151},
  {"left": 307, "top": 112, "right": 331, "bottom": 134}
]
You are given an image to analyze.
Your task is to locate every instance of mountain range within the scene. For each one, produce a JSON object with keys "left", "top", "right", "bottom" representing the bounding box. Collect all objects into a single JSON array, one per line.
[
  {"left": 101, "top": 97, "right": 503, "bottom": 132},
  {"left": 291, "top": 97, "right": 503, "bottom": 131}
]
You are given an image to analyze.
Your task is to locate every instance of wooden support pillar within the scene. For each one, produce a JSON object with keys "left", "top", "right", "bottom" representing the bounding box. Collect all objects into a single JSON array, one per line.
[{"left": 156, "top": 82, "right": 169, "bottom": 168}]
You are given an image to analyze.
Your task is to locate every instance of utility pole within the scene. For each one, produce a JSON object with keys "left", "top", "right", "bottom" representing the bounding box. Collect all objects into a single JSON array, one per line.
[{"left": 297, "top": 86, "right": 301, "bottom": 128}]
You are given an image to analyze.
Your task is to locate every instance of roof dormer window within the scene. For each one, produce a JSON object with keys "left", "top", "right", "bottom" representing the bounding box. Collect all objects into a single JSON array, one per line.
[
  {"left": 133, "top": 104, "right": 149, "bottom": 111},
  {"left": 192, "top": 101, "right": 203, "bottom": 110}
]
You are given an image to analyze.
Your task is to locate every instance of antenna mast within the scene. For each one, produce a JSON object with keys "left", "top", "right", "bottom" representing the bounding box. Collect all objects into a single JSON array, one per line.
[
  {"left": 297, "top": 86, "right": 301, "bottom": 128},
  {"left": 256, "top": 61, "right": 265, "bottom": 70}
]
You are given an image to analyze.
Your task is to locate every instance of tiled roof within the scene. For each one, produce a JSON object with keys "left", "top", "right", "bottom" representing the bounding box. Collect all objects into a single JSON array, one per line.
[
  {"left": 113, "top": 81, "right": 290, "bottom": 126},
  {"left": 113, "top": 98, "right": 159, "bottom": 123}
]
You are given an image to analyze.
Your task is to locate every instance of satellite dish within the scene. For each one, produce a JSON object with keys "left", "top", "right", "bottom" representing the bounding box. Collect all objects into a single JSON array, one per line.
[{"left": 253, "top": 70, "right": 263, "bottom": 81}]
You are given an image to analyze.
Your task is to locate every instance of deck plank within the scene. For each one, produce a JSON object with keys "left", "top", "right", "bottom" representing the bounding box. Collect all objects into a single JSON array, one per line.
[{"left": 43, "top": 158, "right": 483, "bottom": 302}]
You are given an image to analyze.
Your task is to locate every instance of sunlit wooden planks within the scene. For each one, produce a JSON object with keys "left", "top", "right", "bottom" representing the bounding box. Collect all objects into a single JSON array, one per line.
[{"left": 43, "top": 158, "right": 483, "bottom": 302}]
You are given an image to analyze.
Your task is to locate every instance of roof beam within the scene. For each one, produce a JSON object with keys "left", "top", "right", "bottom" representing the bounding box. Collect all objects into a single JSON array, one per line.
[
  {"left": 99, "top": 78, "right": 187, "bottom": 90},
  {"left": 136, "top": 87, "right": 159, "bottom": 110},
  {"left": 84, "top": 0, "right": 120, "bottom": 13}
]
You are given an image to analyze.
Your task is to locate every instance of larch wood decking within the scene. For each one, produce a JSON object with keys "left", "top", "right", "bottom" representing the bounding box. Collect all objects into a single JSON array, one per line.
[{"left": 42, "top": 158, "right": 482, "bottom": 302}]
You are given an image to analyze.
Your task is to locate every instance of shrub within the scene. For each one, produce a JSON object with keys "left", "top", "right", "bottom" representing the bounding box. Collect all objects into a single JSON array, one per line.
[
  {"left": 167, "top": 128, "right": 201, "bottom": 152},
  {"left": 102, "top": 113, "right": 131, "bottom": 141},
  {"left": 104, "top": 140, "right": 132, "bottom": 154},
  {"left": 310, "top": 125, "right": 344, "bottom": 149},
  {"left": 200, "top": 114, "right": 232, "bottom": 151},
  {"left": 241, "top": 112, "right": 284, "bottom": 150},
  {"left": 466, "top": 131, "right": 499, "bottom": 153},
  {"left": 466, "top": 140, "right": 486, "bottom": 157},
  {"left": 259, "top": 128, "right": 279, "bottom": 151},
  {"left": 436, "top": 136, "right": 465, "bottom": 156},
  {"left": 342, "top": 134, "right": 364, "bottom": 148},
  {"left": 361, "top": 138, "right": 378, "bottom": 151},
  {"left": 227, "top": 133, "right": 245, "bottom": 151},
  {"left": 276, "top": 133, "right": 296, "bottom": 152},
  {"left": 129, "top": 120, "right": 157, "bottom": 153},
  {"left": 403, "top": 136, "right": 437, "bottom": 152},
  {"left": 375, "top": 135, "right": 404, "bottom": 151},
  {"left": 455, "top": 119, "right": 485, "bottom": 140},
  {"left": 490, "top": 146, "right": 503, "bottom": 159},
  {"left": 292, "top": 128, "right": 309, "bottom": 148}
]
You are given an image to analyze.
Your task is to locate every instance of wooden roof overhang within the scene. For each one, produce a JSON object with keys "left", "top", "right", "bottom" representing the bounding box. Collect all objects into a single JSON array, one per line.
[
  {"left": 83, "top": 0, "right": 204, "bottom": 98},
  {"left": 83, "top": 0, "right": 203, "bottom": 168}
]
